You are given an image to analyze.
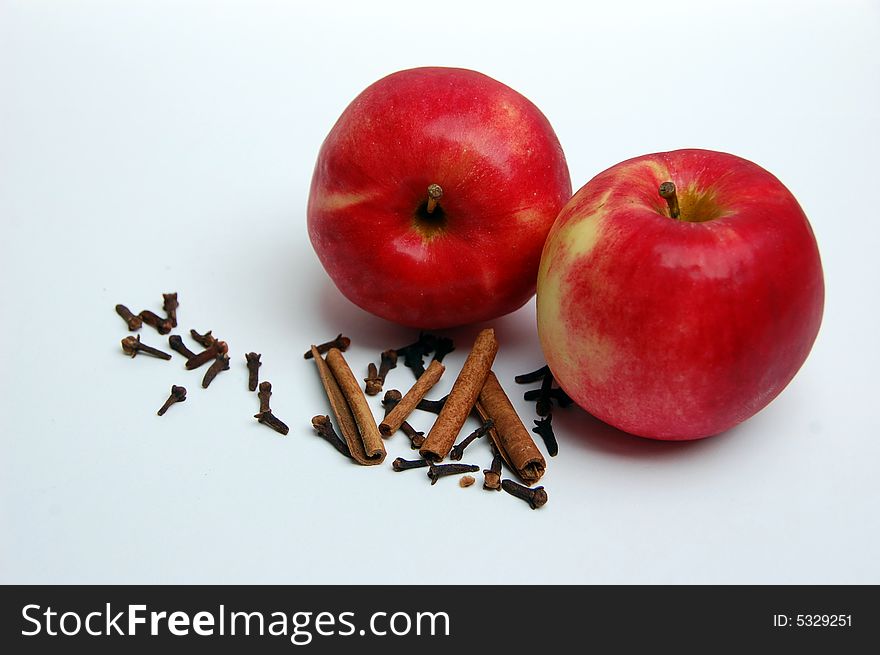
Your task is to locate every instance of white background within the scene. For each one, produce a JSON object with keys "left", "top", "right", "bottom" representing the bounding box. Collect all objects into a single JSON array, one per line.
[{"left": 1, "top": 0, "right": 878, "bottom": 584}]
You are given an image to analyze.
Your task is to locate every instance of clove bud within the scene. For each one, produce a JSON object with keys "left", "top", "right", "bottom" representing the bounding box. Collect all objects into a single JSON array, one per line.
[
  {"left": 416, "top": 395, "right": 448, "bottom": 414},
  {"left": 514, "top": 365, "right": 550, "bottom": 384},
  {"left": 532, "top": 415, "right": 558, "bottom": 457},
  {"left": 190, "top": 329, "right": 216, "bottom": 348},
  {"left": 121, "top": 335, "right": 171, "bottom": 360},
  {"left": 311, "top": 415, "right": 351, "bottom": 459},
  {"left": 202, "top": 354, "right": 230, "bottom": 388},
  {"left": 483, "top": 451, "right": 503, "bottom": 491},
  {"left": 392, "top": 457, "right": 430, "bottom": 472},
  {"left": 254, "top": 380, "right": 288, "bottom": 435},
  {"left": 303, "top": 334, "right": 350, "bottom": 359},
  {"left": 364, "top": 363, "right": 382, "bottom": 396},
  {"left": 157, "top": 385, "right": 187, "bottom": 416},
  {"left": 449, "top": 419, "right": 494, "bottom": 461},
  {"left": 168, "top": 335, "right": 197, "bottom": 360},
  {"left": 427, "top": 462, "right": 480, "bottom": 485},
  {"left": 186, "top": 341, "right": 228, "bottom": 370},
  {"left": 139, "top": 310, "right": 173, "bottom": 335},
  {"left": 162, "top": 293, "right": 179, "bottom": 328},
  {"left": 501, "top": 479, "right": 548, "bottom": 509},
  {"left": 246, "top": 352, "right": 261, "bottom": 392},
  {"left": 115, "top": 304, "right": 143, "bottom": 331}
]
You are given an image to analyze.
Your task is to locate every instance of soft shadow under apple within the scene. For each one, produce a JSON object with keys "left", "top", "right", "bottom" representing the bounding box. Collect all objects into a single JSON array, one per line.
[{"left": 553, "top": 402, "right": 737, "bottom": 463}]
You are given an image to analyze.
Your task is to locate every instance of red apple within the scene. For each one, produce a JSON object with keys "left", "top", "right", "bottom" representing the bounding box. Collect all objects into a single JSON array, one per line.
[
  {"left": 308, "top": 67, "right": 571, "bottom": 328},
  {"left": 537, "top": 149, "right": 824, "bottom": 440}
]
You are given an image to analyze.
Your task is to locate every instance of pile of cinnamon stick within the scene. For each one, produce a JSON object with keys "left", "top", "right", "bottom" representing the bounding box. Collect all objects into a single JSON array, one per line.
[{"left": 308, "top": 328, "right": 549, "bottom": 509}]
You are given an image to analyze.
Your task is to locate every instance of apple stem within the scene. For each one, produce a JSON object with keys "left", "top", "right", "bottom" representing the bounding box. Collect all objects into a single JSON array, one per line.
[
  {"left": 426, "top": 184, "right": 443, "bottom": 214},
  {"left": 659, "top": 182, "right": 681, "bottom": 220}
]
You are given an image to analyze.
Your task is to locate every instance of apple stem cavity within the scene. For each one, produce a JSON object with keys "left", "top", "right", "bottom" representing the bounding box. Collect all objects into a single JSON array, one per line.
[
  {"left": 426, "top": 184, "right": 443, "bottom": 214},
  {"left": 659, "top": 182, "right": 681, "bottom": 220}
]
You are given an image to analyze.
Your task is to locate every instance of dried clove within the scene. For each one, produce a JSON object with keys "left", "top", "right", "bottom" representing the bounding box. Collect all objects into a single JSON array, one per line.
[
  {"left": 535, "top": 371, "right": 554, "bottom": 417},
  {"left": 382, "top": 389, "right": 402, "bottom": 412},
  {"left": 245, "top": 352, "right": 261, "bottom": 391},
  {"left": 364, "top": 362, "right": 382, "bottom": 396},
  {"left": 365, "top": 349, "right": 398, "bottom": 396},
  {"left": 501, "top": 479, "right": 548, "bottom": 509},
  {"left": 202, "top": 354, "right": 230, "bottom": 388},
  {"left": 395, "top": 332, "right": 438, "bottom": 378},
  {"left": 432, "top": 337, "right": 455, "bottom": 362},
  {"left": 254, "top": 381, "right": 288, "bottom": 435},
  {"left": 532, "top": 415, "right": 558, "bottom": 457},
  {"left": 514, "top": 365, "right": 550, "bottom": 384},
  {"left": 115, "top": 304, "right": 143, "bottom": 331},
  {"left": 459, "top": 475, "right": 476, "bottom": 488},
  {"left": 523, "top": 387, "right": 573, "bottom": 407},
  {"left": 311, "top": 415, "right": 351, "bottom": 458},
  {"left": 392, "top": 457, "right": 430, "bottom": 472},
  {"left": 520, "top": 364, "right": 572, "bottom": 417},
  {"left": 427, "top": 462, "right": 480, "bottom": 485},
  {"left": 303, "top": 333, "right": 350, "bottom": 359},
  {"left": 396, "top": 332, "right": 438, "bottom": 356},
  {"left": 378, "top": 349, "right": 398, "bottom": 383},
  {"left": 416, "top": 395, "right": 448, "bottom": 415},
  {"left": 157, "top": 385, "right": 187, "bottom": 416},
  {"left": 257, "top": 381, "right": 272, "bottom": 413},
  {"left": 402, "top": 347, "right": 426, "bottom": 379},
  {"left": 402, "top": 422, "right": 426, "bottom": 449},
  {"left": 190, "top": 329, "right": 216, "bottom": 348},
  {"left": 450, "top": 419, "right": 494, "bottom": 461},
  {"left": 185, "top": 341, "right": 228, "bottom": 370},
  {"left": 382, "top": 390, "right": 425, "bottom": 449},
  {"left": 139, "top": 310, "right": 173, "bottom": 335},
  {"left": 168, "top": 335, "right": 197, "bottom": 360},
  {"left": 365, "top": 348, "right": 399, "bottom": 396},
  {"left": 255, "top": 411, "right": 289, "bottom": 436},
  {"left": 121, "top": 335, "right": 172, "bottom": 360},
  {"left": 162, "top": 292, "right": 179, "bottom": 327},
  {"left": 483, "top": 451, "right": 503, "bottom": 491}
]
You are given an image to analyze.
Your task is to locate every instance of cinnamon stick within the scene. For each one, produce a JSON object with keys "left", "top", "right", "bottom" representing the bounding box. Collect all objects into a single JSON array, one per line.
[
  {"left": 419, "top": 328, "right": 498, "bottom": 462},
  {"left": 325, "top": 348, "right": 386, "bottom": 464},
  {"left": 476, "top": 371, "right": 546, "bottom": 485},
  {"left": 310, "top": 345, "right": 383, "bottom": 465},
  {"left": 379, "top": 359, "right": 445, "bottom": 436}
]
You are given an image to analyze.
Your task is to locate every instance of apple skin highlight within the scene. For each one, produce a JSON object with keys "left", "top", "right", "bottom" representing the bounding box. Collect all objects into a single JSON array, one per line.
[
  {"left": 308, "top": 67, "right": 571, "bottom": 329},
  {"left": 537, "top": 149, "right": 825, "bottom": 440}
]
